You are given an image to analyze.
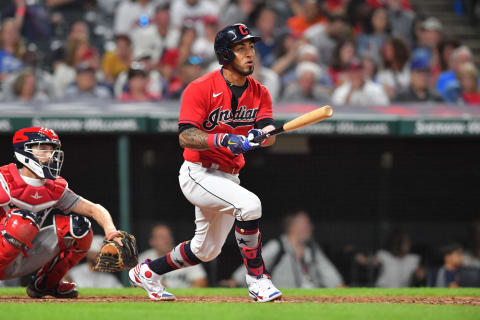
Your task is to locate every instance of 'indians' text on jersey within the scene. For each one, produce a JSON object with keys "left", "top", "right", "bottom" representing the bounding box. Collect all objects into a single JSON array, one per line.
[{"left": 178, "top": 70, "right": 273, "bottom": 171}]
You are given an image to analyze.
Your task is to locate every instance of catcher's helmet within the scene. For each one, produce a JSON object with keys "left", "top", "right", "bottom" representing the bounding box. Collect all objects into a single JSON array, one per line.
[
  {"left": 13, "top": 127, "right": 64, "bottom": 180},
  {"left": 214, "top": 23, "right": 261, "bottom": 65}
]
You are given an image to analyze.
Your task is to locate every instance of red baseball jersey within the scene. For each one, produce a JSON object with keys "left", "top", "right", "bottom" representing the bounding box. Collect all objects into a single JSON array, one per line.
[{"left": 179, "top": 70, "right": 273, "bottom": 171}]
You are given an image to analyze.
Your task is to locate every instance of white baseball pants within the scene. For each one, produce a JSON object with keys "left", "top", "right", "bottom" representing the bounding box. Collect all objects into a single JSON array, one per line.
[{"left": 178, "top": 161, "right": 262, "bottom": 262}]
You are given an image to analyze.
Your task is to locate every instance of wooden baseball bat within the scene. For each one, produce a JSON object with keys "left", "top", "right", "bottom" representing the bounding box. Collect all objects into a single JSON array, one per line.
[{"left": 252, "top": 106, "right": 333, "bottom": 143}]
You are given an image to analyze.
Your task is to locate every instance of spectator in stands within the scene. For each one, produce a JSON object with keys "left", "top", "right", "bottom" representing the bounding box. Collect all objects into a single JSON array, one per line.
[
  {"left": 251, "top": 56, "right": 281, "bottom": 102},
  {"left": 303, "top": 13, "right": 350, "bottom": 67},
  {"left": 9, "top": 69, "right": 50, "bottom": 103},
  {"left": 417, "top": 17, "right": 443, "bottom": 51},
  {"left": 279, "top": 43, "right": 325, "bottom": 88},
  {"left": 332, "top": 57, "right": 389, "bottom": 106},
  {"left": 229, "top": 210, "right": 344, "bottom": 288},
  {"left": 357, "top": 6, "right": 390, "bottom": 58},
  {"left": 433, "top": 39, "right": 461, "bottom": 85},
  {"left": 157, "top": 48, "right": 179, "bottom": 93},
  {"left": 114, "top": 49, "right": 162, "bottom": 99},
  {"left": 283, "top": 61, "right": 331, "bottom": 103},
  {"left": 348, "top": 0, "right": 373, "bottom": 32},
  {"left": 270, "top": 30, "right": 302, "bottom": 83},
  {"left": 0, "top": 18, "right": 24, "bottom": 81},
  {"left": 436, "top": 46, "right": 475, "bottom": 102},
  {"left": 64, "top": 62, "right": 111, "bottom": 100},
  {"left": 457, "top": 62, "right": 480, "bottom": 105},
  {"left": 45, "top": 0, "right": 87, "bottom": 28},
  {"left": 287, "top": 0, "right": 327, "bottom": 36},
  {"left": 102, "top": 34, "right": 133, "bottom": 84},
  {"left": 114, "top": 0, "right": 157, "bottom": 35},
  {"left": 191, "top": 15, "right": 218, "bottom": 66},
  {"left": 328, "top": 39, "right": 356, "bottom": 87},
  {"left": 220, "top": 0, "right": 256, "bottom": 27},
  {"left": 138, "top": 223, "right": 208, "bottom": 288},
  {"left": 394, "top": 48, "right": 443, "bottom": 103},
  {"left": 176, "top": 22, "right": 198, "bottom": 69},
  {"left": 385, "top": 0, "right": 416, "bottom": 47},
  {"left": 374, "top": 231, "right": 422, "bottom": 288},
  {"left": 130, "top": 3, "right": 180, "bottom": 65},
  {"left": 52, "top": 22, "right": 102, "bottom": 98},
  {"left": 2, "top": 0, "right": 51, "bottom": 48},
  {"left": 166, "top": 55, "right": 205, "bottom": 99},
  {"left": 3, "top": 44, "right": 55, "bottom": 102},
  {"left": 50, "top": 20, "right": 90, "bottom": 67},
  {"left": 360, "top": 51, "right": 380, "bottom": 82},
  {"left": 170, "top": 0, "right": 219, "bottom": 32},
  {"left": 118, "top": 61, "right": 161, "bottom": 102},
  {"left": 68, "top": 235, "right": 123, "bottom": 288},
  {"left": 251, "top": 6, "right": 279, "bottom": 68},
  {"left": 435, "top": 243, "right": 463, "bottom": 288},
  {"left": 377, "top": 37, "right": 411, "bottom": 99}
]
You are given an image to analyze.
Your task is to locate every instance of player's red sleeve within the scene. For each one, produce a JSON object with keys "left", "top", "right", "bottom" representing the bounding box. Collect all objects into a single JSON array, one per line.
[
  {"left": 256, "top": 85, "right": 273, "bottom": 122},
  {"left": 0, "top": 177, "right": 11, "bottom": 206},
  {"left": 178, "top": 82, "right": 207, "bottom": 129}
]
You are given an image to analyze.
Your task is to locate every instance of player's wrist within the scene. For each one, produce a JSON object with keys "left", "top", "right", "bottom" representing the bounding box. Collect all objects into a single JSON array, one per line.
[{"left": 207, "top": 133, "right": 226, "bottom": 149}]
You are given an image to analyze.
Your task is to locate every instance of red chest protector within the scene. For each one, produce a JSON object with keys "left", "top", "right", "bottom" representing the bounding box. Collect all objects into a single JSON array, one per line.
[{"left": 0, "top": 163, "right": 67, "bottom": 207}]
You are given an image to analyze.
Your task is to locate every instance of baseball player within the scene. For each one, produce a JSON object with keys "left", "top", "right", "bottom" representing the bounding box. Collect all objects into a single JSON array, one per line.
[
  {"left": 0, "top": 127, "right": 123, "bottom": 298},
  {"left": 129, "top": 23, "right": 282, "bottom": 302}
]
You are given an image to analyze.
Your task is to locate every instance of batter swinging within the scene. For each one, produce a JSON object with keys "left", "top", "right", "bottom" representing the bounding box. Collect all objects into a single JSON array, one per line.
[{"left": 129, "top": 23, "right": 282, "bottom": 302}]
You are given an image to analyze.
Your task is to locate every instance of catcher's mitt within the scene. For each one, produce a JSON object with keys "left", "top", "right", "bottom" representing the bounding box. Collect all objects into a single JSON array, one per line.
[{"left": 93, "top": 230, "right": 138, "bottom": 272}]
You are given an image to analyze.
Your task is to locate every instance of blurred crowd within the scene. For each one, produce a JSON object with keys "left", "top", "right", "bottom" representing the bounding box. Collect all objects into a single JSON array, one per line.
[{"left": 0, "top": 0, "right": 479, "bottom": 106}]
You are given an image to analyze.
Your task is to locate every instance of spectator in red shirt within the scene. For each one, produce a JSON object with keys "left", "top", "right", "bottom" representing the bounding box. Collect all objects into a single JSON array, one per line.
[{"left": 119, "top": 62, "right": 161, "bottom": 102}]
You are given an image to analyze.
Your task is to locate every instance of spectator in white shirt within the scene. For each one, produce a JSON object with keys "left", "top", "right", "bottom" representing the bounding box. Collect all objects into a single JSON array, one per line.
[
  {"left": 332, "top": 57, "right": 389, "bottom": 106},
  {"left": 282, "top": 61, "right": 331, "bottom": 103},
  {"left": 114, "top": 0, "right": 157, "bottom": 35},
  {"left": 170, "top": 0, "right": 219, "bottom": 31},
  {"left": 130, "top": 3, "right": 180, "bottom": 64},
  {"left": 375, "top": 232, "right": 421, "bottom": 288}
]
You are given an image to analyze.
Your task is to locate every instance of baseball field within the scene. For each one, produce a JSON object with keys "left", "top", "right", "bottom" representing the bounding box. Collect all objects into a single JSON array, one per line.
[{"left": 1, "top": 287, "right": 479, "bottom": 320}]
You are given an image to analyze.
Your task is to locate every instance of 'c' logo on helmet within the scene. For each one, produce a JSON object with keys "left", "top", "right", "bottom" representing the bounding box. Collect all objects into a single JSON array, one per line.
[{"left": 238, "top": 25, "right": 248, "bottom": 35}]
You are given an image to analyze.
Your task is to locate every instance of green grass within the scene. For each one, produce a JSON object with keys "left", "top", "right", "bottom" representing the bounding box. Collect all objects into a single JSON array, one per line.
[
  {"left": 1, "top": 287, "right": 480, "bottom": 297},
  {"left": 1, "top": 288, "right": 479, "bottom": 320},
  {"left": 0, "top": 302, "right": 478, "bottom": 320}
]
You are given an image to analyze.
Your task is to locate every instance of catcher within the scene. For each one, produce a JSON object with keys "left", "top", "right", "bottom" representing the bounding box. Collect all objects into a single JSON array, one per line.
[{"left": 0, "top": 127, "right": 137, "bottom": 298}]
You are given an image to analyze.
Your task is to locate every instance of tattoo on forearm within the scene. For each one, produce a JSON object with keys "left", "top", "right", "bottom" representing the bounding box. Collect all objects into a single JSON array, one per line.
[{"left": 179, "top": 127, "right": 209, "bottom": 150}]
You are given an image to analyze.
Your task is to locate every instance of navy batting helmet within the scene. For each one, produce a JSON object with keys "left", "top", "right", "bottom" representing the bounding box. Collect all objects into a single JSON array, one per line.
[{"left": 214, "top": 23, "right": 261, "bottom": 65}]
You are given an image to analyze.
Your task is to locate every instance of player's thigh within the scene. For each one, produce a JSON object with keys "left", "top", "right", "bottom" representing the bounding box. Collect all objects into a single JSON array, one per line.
[
  {"left": 180, "top": 163, "right": 261, "bottom": 219},
  {"left": 2, "top": 225, "right": 59, "bottom": 279},
  {"left": 190, "top": 206, "right": 235, "bottom": 261}
]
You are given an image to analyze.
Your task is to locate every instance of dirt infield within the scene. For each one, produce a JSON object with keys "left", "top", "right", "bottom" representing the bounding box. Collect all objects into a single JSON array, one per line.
[{"left": 1, "top": 296, "right": 480, "bottom": 304}]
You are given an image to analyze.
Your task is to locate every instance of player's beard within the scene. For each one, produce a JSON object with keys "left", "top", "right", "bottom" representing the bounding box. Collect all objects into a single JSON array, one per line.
[{"left": 232, "top": 62, "right": 254, "bottom": 77}]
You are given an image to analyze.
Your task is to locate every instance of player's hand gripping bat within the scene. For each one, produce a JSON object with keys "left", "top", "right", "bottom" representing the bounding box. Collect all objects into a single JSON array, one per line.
[{"left": 252, "top": 106, "right": 334, "bottom": 143}]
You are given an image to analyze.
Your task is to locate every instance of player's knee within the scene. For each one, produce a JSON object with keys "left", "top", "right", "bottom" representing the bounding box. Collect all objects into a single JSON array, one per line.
[
  {"left": 54, "top": 214, "right": 93, "bottom": 251},
  {"left": 239, "top": 194, "right": 262, "bottom": 221},
  {"left": 2, "top": 208, "right": 40, "bottom": 248},
  {"left": 190, "top": 243, "right": 222, "bottom": 262}
]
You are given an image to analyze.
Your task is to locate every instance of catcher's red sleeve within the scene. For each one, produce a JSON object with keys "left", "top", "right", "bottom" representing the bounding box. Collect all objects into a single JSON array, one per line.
[{"left": 0, "top": 179, "right": 11, "bottom": 206}]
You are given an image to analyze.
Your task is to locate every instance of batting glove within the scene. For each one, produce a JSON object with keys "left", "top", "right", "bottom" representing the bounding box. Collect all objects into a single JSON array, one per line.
[
  {"left": 247, "top": 129, "right": 268, "bottom": 145},
  {"left": 219, "top": 134, "right": 259, "bottom": 155}
]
